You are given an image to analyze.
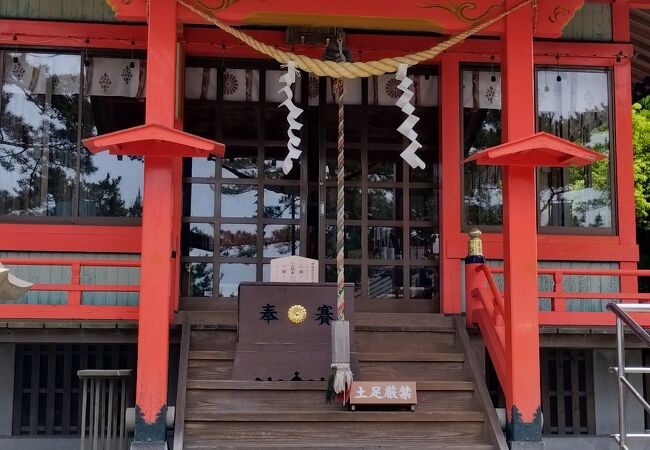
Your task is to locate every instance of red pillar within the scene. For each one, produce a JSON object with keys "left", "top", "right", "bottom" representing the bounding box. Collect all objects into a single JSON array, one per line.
[
  {"left": 133, "top": 0, "right": 178, "bottom": 446},
  {"left": 502, "top": 0, "right": 543, "bottom": 446}
]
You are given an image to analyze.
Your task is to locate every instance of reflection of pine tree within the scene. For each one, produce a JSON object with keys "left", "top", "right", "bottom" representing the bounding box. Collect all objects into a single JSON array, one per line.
[
  {"left": 129, "top": 189, "right": 143, "bottom": 217},
  {"left": 189, "top": 263, "right": 213, "bottom": 297},
  {"left": 1, "top": 64, "right": 141, "bottom": 217},
  {"left": 220, "top": 229, "right": 256, "bottom": 257}
]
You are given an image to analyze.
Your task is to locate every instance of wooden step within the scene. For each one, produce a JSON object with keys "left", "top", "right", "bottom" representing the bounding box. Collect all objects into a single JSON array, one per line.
[
  {"left": 189, "top": 329, "right": 237, "bottom": 351},
  {"left": 186, "top": 380, "right": 476, "bottom": 391},
  {"left": 358, "top": 352, "right": 464, "bottom": 362},
  {"left": 355, "top": 313, "right": 454, "bottom": 332},
  {"left": 184, "top": 410, "right": 485, "bottom": 422},
  {"left": 188, "top": 358, "right": 233, "bottom": 380},
  {"left": 189, "top": 350, "right": 235, "bottom": 360},
  {"left": 183, "top": 420, "right": 488, "bottom": 446},
  {"left": 185, "top": 388, "right": 479, "bottom": 413},
  {"left": 185, "top": 444, "right": 494, "bottom": 450},
  {"left": 357, "top": 360, "right": 468, "bottom": 381},
  {"left": 356, "top": 330, "right": 456, "bottom": 353}
]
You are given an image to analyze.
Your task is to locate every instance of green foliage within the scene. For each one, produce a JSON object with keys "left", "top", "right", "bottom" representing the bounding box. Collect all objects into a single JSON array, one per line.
[{"left": 633, "top": 97, "right": 650, "bottom": 229}]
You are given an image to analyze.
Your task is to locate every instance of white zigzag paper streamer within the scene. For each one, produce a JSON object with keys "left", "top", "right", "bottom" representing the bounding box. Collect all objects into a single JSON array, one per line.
[
  {"left": 279, "top": 61, "right": 304, "bottom": 174},
  {"left": 395, "top": 64, "right": 426, "bottom": 170}
]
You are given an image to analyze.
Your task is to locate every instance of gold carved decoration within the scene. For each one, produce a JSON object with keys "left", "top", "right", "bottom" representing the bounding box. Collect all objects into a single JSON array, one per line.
[
  {"left": 548, "top": 6, "right": 569, "bottom": 23},
  {"left": 195, "top": 0, "right": 240, "bottom": 11},
  {"left": 417, "top": 1, "right": 504, "bottom": 23},
  {"left": 288, "top": 305, "right": 307, "bottom": 325},
  {"left": 467, "top": 228, "right": 483, "bottom": 257}
]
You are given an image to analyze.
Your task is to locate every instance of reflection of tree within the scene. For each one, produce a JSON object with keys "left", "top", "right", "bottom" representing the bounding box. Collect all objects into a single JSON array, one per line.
[
  {"left": 463, "top": 108, "right": 503, "bottom": 226},
  {"left": 0, "top": 62, "right": 141, "bottom": 217},
  {"left": 537, "top": 108, "right": 611, "bottom": 227},
  {"left": 264, "top": 226, "right": 298, "bottom": 256},
  {"left": 220, "top": 229, "right": 256, "bottom": 257},
  {"left": 188, "top": 263, "right": 213, "bottom": 297}
]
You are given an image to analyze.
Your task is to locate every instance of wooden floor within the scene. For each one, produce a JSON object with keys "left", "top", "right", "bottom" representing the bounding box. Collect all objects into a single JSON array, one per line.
[{"left": 174, "top": 312, "right": 507, "bottom": 450}]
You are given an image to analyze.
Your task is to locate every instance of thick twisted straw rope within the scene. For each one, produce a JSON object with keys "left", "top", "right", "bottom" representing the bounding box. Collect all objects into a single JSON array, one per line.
[{"left": 177, "top": 0, "right": 532, "bottom": 78}]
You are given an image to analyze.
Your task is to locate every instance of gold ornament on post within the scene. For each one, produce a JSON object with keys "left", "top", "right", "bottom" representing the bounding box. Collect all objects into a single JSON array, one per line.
[
  {"left": 467, "top": 227, "right": 483, "bottom": 257},
  {"left": 287, "top": 305, "right": 307, "bottom": 324}
]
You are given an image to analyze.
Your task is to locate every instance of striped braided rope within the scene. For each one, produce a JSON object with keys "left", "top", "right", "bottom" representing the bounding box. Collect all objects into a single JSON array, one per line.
[{"left": 336, "top": 78, "right": 345, "bottom": 321}]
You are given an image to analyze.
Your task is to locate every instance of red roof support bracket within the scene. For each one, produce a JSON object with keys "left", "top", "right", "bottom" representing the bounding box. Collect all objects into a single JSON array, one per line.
[
  {"left": 463, "top": 131, "right": 606, "bottom": 167},
  {"left": 82, "top": 123, "right": 225, "bottom": 158}
]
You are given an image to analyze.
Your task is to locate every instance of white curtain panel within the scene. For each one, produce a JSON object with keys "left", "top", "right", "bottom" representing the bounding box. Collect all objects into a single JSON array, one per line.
[
  {"left": 4, "top": 53, "right": 79, "bottom": 96},
  {"left": 222, "top": 68, "right": 259, "bottom": 102},
  {"left": 369, "top": 74, "right": 438, "bottom": 107},
  {"left": 185, "top": 67, "right": 218, "bottom": 100},
  {"left": 537, "top": 71, "right": 608, "bottom": 116},
  {"left": 85, "top": 57, "right": 143, "bottom": 98},
  {"left": 462, "top": 71, "right": 501, "bottom": 110}
]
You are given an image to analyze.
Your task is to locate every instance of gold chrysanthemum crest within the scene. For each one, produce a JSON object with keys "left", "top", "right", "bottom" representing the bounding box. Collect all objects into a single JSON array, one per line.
[{"left": 287, "top": 305, "right": 307, "bottom": 324}]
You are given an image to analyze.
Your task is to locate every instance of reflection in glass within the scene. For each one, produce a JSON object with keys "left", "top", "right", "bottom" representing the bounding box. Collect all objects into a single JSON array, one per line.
[
  {"left": 410, "top": 188, "right": 435, "bottom": 221},
  {"left": 462, "top": 69, "right": 503, "bottom": 227},
  {"left": 221, "top": 184, "right": 257, "bottom": 218},
  {"left": 368, "top": 188, "right": 402, "bottom": 220},
  {"left": 537, "top": 70, "right": 611, "bottom": 229},
  {"left": 326, "top": 187, "right": 361, "bottom": 220},
  {"left": 0, "top": 53, "right": 80, "bottom": 216},
  {"left": 80, "top": 57, "right": 145, "bottom": 217},
  {"left": 325, "top": 264, "right": 362, "bottom": 298},
  {"left": 410, "top": 148, "right": 437, "bottom": 183},
  {"left": 264, "top": 186, "right": 300, "bottom": 219},
  {"left": 410, "top": 267, "right": 437, "bottom": 299},
  {"left": 368, "top": 150, "right": 403, "bottom": 182},
  {"left": 183, "top": 223, "right": 214, "bottom": 256},
  {"left": 368, "top": 227, "right": 403, "bottom": 260},
  {"left": 183, "top": 263, "right": 213, "bottom": 297},
  {"left": 326, "top": 148, "right": 361, "bottom": 181},
  {"left": 325, "top": 225, "right": 361, "bottom": 259},
  {"left": 263, "top": 224, "right": 299, "bottom": 257},
  {"left": 190, "top": 184, "right": 215, "bottom": 217},
  {"left": 368, "top": 266, "right": 403, "bottom": 299},
  {"left": 264, "top": 147, "right": 300, "bottom": 180},
  {"left": 219, "top": 263, "right": 256, "bottom": 297},
  {"left": 222, "top": 147, "right": 257, "bottom": 179},
  {"left": 191, "top": 158, "right": 215, "bottom": 178},
  {"left": 220, "top": 224, "right": 257, "bottom": 257},
  {"left": 410, "top": 228, "right": 439, "bottom": 261}
]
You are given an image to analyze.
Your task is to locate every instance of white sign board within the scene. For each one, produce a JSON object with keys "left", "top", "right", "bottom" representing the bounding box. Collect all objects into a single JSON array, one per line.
[{"left": 270, "top": 256, "right": 318, "bottom": 283}]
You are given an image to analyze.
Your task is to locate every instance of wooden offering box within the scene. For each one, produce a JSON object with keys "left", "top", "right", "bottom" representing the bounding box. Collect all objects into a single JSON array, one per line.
[{"left": 232, "top": 282, "right": 356, "bottom": 381}]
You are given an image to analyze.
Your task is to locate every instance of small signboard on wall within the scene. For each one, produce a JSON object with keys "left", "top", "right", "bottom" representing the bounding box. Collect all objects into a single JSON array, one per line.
[
  {"left": 270, "top": 256, "right": 318, "bottom": 283},
  {"left": 349, "top": 381, "right": 417, "bottom": 411}
]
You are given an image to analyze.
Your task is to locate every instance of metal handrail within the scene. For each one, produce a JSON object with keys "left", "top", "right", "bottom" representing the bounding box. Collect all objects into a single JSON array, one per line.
[{"left": 606, "top": 302, "right": 650, "bottom": 450}]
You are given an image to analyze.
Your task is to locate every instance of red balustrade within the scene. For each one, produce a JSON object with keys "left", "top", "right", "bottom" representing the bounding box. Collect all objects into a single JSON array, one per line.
[{"left": 0, "top": 258, "right": 140, "bottom": 320}]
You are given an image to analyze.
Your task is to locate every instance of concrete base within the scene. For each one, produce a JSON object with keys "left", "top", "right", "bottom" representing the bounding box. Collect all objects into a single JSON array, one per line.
[
  {"left": 509, "top": 442, "right": 546, "bottom": 450},
  {"left": 130, "top": 442, "right": 168, "bottom": 450}
]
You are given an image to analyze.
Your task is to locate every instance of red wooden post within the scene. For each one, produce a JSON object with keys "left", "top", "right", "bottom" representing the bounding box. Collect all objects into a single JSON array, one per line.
[
  {"left": 69, "top": 262, "right": 82, "bottom": 307},
  {"left": 552, "top": 272, "right": 565, "bottom": 312},
  {"left": 465, "top": 228, "right": 486, "bottom": 327},
  {"left": 502, "top": 1, "right": 543, "bottom": 446},
  {"left": 132, "top": 0, "right": 178, "bottom": 447}
]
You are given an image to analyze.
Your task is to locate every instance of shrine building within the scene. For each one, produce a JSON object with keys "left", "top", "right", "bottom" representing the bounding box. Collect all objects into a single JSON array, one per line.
[{"left": 0, "top": 0, "right": 650, "bottom": 449}]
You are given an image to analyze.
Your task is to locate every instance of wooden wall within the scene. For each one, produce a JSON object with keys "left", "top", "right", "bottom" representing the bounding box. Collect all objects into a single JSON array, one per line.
[
  {"left": 0, "top": 0, "right": 115, "bottom": 23},
  {"left": 562, "top": 2, "right": 612, "bottom": 42}
]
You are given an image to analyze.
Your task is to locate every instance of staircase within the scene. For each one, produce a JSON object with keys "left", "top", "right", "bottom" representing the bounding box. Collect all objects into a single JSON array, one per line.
[{"left": 174, "top": 312, "right": 507, "bottom": 449}]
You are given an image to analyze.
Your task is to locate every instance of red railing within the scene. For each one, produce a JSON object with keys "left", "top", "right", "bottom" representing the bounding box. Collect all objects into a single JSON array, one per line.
[
  {"left": 0, "top": 258, "right": 140, "bottom": 320},
  {"left": 467, "top": 264, "right": 650, "bottom": 389}
]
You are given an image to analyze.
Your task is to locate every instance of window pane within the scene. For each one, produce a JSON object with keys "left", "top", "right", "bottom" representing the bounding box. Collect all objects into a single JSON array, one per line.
[
  {"left": 189, "top": 184, "right": 215, "bottom": 217},
  {"left": 409, "top": 228, "right": 439, "bottom": 261},
  {"left": 368, "top": 188, "right": 403, "bottom": 220},
  {"left": 263, "top": 224, "right": 300, "bottom": 257},
  {"left": 80, "top": 57, "right": 145, "bottom": 217},
  {"left": 219, "top": 263, "right": 256, "bottom": 297},
  {"left": 264, "top": 186, "right": 300, "bottom": 219},
  {"left": 462, "top": 69, "right": 503, "bottom": 227},
  {"left": 410, "top": 267, "right": 438, "bottom": 299},
  {"left": 220, "top": 224, "right": 257, "bottom": 257},
  {"left": 191, "top": 157, "right": 215, "bottom": 178},
  {"left": 221, "top": 184, "right": 257, "bottom": 218},
  {"left": 264, "top": 147, "right": 300, "bottom": 180},
  {"left": 183, "top": 223, "right": 214, "bottom": 256},
  {"left": 368, "top": 266, "right": 403, "bottom": 299},
  {"left": 410, "top": 188, "right": 435, "bottom": 221},
  {"left": 368, "top": 226, "right": 403, "bottom": 260},
  {"left": 222, "top": 146, "right": 257, "bottom": 179},
  {"left": 182, "top": 262, "right": 213, "bottom": 297},
  {"left": 0, "top": 53, "right": 79, "bottom": 216},
  {"left": 325, "top": 264, "right": 361, "bottom": 298},
  {"left": 223, "top": 104, "right": 258, "bottom": 139},
  {"left": 325, "top": 225, "right": 362, "bottom": 259},
  {"left": 326, "top": 187, "right": 361, "bottom": 220},
  {"left": 368, "top": 150, "right": 403, "bottom": 182},
  {"left": 326, "top": 147, "right": 361, "bottom": 181},
  {"left": 537, "top": 70, "right": 612, "bottom": 229},
  {"left": 410, "top": 147, "right": 437, "bottom": 183}
]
